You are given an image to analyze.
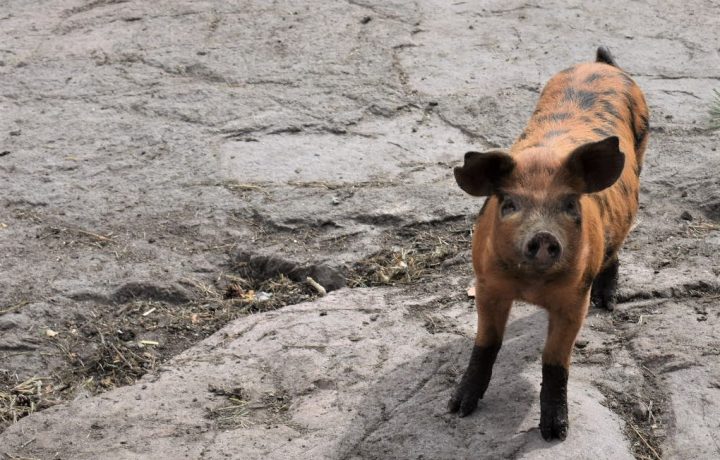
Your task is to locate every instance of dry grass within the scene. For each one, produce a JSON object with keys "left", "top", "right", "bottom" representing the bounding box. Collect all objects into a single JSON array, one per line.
[
  {"left": 36, "top": 225, "right": 116, "bottom": 249},
  {"left": 0, "top": 271, "right": 318, "bottom": 432},
  {"left": 56, "top": 273, "right": 317, "bottom": 391},
  {"left": 260, "top": 390, "right": 291, "bottom": 416},
  {"left": 207, "top": 399, "right": 252, "bottom": 429},
  {"left": 0, "top": 301, "right": 30, "bottom": 315},
  {"left": 686, "top": 218, "right": 720, "bottom": 238},
  {"left": 205, "top": 385, "right": 291, "bottom": 430},
  {"left": 0, "top": 377, "right": 58, "bottom": 427},
  {"left": 347, "top": 224, "right": 471, "bottom": 287},
  {"left": 206, "top": 386, "right": 252, "bottom": 429},
  {"left": 0, "top": 220, "right": 471, "bottom": 432}
]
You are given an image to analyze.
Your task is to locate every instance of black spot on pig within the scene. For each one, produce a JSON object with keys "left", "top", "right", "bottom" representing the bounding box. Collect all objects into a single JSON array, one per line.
[
  {"left": 601, "top": 100, "right": 622, "bottom": 120},
  {"left": 593, "top": 127, "right": 613, "bottom": 138},
  {"left": 635, "top": 113, "right": 649, "bottom": 151},
  {"left": 538, "top": 112, "right": 573, "bottom": 123},
  {"left": 564, "top": 87, "right": 598, "bottom": 110},
  {"left": 584, "top": 73, "right": 603, "bottom": 84}
]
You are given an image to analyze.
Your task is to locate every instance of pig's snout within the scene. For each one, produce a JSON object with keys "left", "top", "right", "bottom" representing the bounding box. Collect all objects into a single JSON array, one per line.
[{"left": 523, "top": 232, "right": 562, "bottom": 267}]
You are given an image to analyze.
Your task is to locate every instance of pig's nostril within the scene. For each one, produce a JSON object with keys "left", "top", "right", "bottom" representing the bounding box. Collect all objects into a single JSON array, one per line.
[
  {"left": 548, "top": 242, "right": 560, "bottom": 258},
  {"left": 527, "top": 240, "right": 540, "bottom": 257}
]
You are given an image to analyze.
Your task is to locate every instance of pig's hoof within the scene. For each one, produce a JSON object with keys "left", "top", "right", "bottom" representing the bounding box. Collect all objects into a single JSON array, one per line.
[
  {"left": 448, "top": 385, "right": 482, "bottom": 417},
  {"left": 591, "top": 294, "right": 615, "bottom": 311},
  {"left": 540, "top": 403, "right": 569, "bottom": 441},
  {"left": 602, "top": 298, "right": 616, "bottom": 311}
]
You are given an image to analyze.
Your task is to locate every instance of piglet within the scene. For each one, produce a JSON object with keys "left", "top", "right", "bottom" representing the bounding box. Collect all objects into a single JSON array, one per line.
[{"left": 450, "top": 47, "right": 649, "bottom": 440}]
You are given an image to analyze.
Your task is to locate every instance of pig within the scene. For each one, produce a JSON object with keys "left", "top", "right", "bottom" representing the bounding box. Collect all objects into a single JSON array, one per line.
[{"left": 449, "top": 47, "right": 649, "bottom": 440}]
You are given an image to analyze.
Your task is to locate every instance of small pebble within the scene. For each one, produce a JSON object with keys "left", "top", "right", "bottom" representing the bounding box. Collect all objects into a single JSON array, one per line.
[
  {"left": 680, "top": 210, "right": 693, "bottom": 221},
  {"left": 360, "top": 16, "right": 372, "bottom": 24},
  {"left": 574, "top": 339, "right": 589, "bottom": 349},
  {"left": 632, "top": 401, "right": 649, "bottom": 420}
]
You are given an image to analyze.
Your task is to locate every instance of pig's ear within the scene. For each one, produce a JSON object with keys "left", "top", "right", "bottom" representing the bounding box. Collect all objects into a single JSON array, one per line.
[
  {"left": 564, "top": 136, "right": 625, "bottom": 193},
  {"left": 454, "top": 150, "right": 515, "bottom": 197}
]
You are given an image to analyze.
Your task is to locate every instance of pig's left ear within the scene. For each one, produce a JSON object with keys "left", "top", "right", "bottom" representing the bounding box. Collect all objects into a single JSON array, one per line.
[
  {"left": 564, "top": 136, "right": 625, "bottom": 193},
  {"left": 454, "top": 149, "right": 515, "bottom": 196}
]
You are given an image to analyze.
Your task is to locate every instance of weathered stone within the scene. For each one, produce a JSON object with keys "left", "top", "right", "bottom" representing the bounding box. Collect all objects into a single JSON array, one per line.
[{"left": 0, "top": 290, "right": 634, "bottom": 459}]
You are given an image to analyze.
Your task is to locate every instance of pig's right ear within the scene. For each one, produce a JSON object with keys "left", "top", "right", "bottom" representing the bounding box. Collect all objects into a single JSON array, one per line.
[
  {"left": 564, "top": 136, "right": 625, "bottom": 193},
  {"left": 454, "top": 150, "right": 515, "bottom": 197}
]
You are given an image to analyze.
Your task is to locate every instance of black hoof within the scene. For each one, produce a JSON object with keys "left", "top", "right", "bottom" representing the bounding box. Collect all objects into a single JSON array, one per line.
[
  {"left": 448, "top": 386, "right": 482, "bottom": 417},
  {"left": 448, "top": 344, "right": 501, "bottom": 418},
  {"left": 591, "top": 294, "right": 616, "bottom": 311},
  {"left": 540, "top": 364, "right": 569, "bottom": 441},
  {"left": 540, "top": 403, "right": 569, "bottom": 441}
]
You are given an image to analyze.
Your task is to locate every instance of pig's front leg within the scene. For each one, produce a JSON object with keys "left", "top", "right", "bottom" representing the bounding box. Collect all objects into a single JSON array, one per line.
[
  {"left": 449, "top": 293, "right": 512, "bottom": 417},
  {"left": 540, "top": 294, "right": 589, "bottom": 440}
]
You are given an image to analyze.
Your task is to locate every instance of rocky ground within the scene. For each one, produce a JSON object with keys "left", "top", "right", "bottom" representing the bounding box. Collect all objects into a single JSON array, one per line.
[{"left": 1, "top": 0, "right": 720, "bottom": 459}]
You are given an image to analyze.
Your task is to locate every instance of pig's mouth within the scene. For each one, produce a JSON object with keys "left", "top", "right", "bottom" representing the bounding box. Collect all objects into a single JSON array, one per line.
[
  {"left": 516, "top": 259, "right": 561, "bottom": 275},
  {"left": 497, "top": 255, "right": 566, "bottom": 279}
]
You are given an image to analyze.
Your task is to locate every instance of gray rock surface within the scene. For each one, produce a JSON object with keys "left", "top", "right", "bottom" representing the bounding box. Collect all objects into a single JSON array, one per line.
[
  {"left": 0, "top": 289, "right": 634, "bottom": 460},
  {"left": 1, "top": 0, "right": 720, "bottom": 459}
]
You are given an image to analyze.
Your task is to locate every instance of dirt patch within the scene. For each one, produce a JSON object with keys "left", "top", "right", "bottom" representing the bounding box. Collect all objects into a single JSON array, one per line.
[
  {"left": 598, "top": 368, "right": 669, "bottom": 460},
  {"left": 0, "top": 218, "right": 472, "bottom": 433},
  {"left": 0, "top": 270, "right": 317, "bottom": 433},
  {"left": 347, "top": 219, "right": 472, "bottom": 287},
  {"left": 206, "top": 385, "right": 252, "bottom": 429},
  {"left": 0, "top": 376, "right": 59, "bottom": 428},
  {"left": 590, "top": 299, "right": 682, "bottom": 460},
  {"left": 205, "top": 384, "right": 292, "bottom": 430}
]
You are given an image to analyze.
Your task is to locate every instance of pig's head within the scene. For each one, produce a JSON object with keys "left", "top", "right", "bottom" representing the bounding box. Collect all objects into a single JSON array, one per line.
[{"left": 454, "top": 136, "right": 624, "bottom": 276}]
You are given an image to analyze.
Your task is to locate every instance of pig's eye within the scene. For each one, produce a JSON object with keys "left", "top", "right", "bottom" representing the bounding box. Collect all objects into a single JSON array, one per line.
[
  {"left": 562, "top": 197, "right": 579, "bottom": 215},
  {"left": 500, "top": 198, "right": 518, "bottom": 216}
]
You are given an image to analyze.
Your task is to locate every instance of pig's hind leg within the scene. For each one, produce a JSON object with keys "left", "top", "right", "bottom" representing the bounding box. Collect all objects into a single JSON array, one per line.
[{"left": 590, "top": 257, "right": 619, "bottom": 311}]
